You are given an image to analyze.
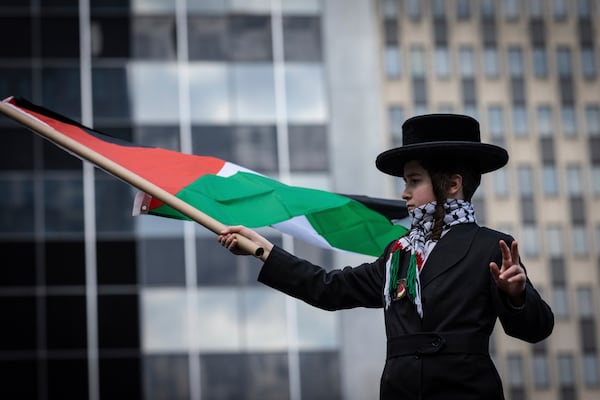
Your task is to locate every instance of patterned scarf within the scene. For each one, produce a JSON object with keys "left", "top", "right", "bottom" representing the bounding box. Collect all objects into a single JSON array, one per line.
[{"left": 384, "top": 199, "right": 477, "bottom": 317}]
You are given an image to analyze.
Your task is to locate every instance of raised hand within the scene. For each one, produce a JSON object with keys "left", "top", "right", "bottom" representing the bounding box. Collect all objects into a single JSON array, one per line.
[{"left": 489, "top": 240, "right": 526, "bottom": 305}]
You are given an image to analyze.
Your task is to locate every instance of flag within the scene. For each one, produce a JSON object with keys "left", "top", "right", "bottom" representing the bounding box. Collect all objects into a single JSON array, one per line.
[{"left": 1, "top": 96, "right": 408, "bottom": 257}]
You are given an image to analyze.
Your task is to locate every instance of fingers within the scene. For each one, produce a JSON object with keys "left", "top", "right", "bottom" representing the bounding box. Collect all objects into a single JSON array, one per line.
[{"left": 510, "top": 240, "right": 520, "bottom": 266}]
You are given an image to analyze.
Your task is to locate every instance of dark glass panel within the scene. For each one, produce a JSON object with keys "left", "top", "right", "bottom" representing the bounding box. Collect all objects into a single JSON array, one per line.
[
  {"left": 45, "top": 240, "right": 86, "bottom": 286},
  {"left": 132, "top": 15, "right": 177, "bottom": 60},
  {"left": 288, "top": 125, "right": 328, "bottom": 172},
  {"left": 300, "top": 351, "right": 342, "bottom": 400},
  {"left": 143, "top": 354, "right": 190, "bottom": 400},
  {"left": 92, "top": 67, "right": 132, "bottom": 120},
  {"left": 0, "top": 17, "right": 32, "bottom": 58},
  {"left": 0, "top": 178, "right": 35, "bottom": 234},
  {"left": 97, "top": 240, "right": 137, "bottom": 285},
  {"left": 229, "top": 15, "right": 272, "bottom": 62},
  {"left": 99, "top": 356, "right": 142, "bottom": 400},
  {"left": 0, "top": 127, "right": 34, "bottom": 170},
  {"left": 91, "top": 16, "right": 131, "bottom": 58},
  {"left": 139, "top": 237, "right": 186, "bottom": 286},
  {"left": 283, "top": 16, "right": 322, "bottom": 62},
  {"left": 46, "top": 294, "right": 87, "bottom": 349},
  {"left": 188, "top": 15, "right": 229, "bottom": 61},
  {"left": 0, "top": 360, "right": 38, "bottom": 399},
  {"left": 0, "top": 296, "right": 37, "bottom": 350},
  {"left": 41, "top": 16, "right": 80, "bottom": 58},
  {"left": 41, "top": 66, "right": 81, "bottom": 121},
  {"left": 47, "top": 358, "right": 88, "bottom": 400},
  {"left": 95, "top": 175, "right": 135, "bottom": 234},
  {"left": 0, "top": 67, "right": 33, "bottom": 102},
  {"left": 0, "top": 241, "right": 36, "bottom": 286},
  {"left": 98, "top": 294, "right": 139, "bottom": 348}
]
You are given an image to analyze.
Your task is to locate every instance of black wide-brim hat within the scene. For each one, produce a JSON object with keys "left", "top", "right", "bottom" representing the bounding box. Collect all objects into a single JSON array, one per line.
[{"left": 376, "top": 114, "right": 509, "bottom": 177}]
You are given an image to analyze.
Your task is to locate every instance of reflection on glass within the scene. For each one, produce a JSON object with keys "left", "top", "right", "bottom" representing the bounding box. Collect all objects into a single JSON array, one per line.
[
  {"left": 296, "top": 300, "right": 337, "bottom": 350},
  {"left": 132, "top": 0, "right": 175, "bottom": 14},
  {"left": 242, "top": 288, "right": 288, "bottom": 350},
  {"left": 195, "top": 288, "right": 241, "bottom": 350},
  {"left": 188, "top": 63, "right": 231, "bottom": 123},
  {"left": 44, "top": 176, "right": 84, "bottom": 233},
  {"left": 285, "top": 64, "right": 327, "bottom": 123},
  {"left": 232, "top": 125, "right": 278, "bottom": 173},
  {"left": 144, "top": 354, "right": 190, "bottom": 400},
  {"left": 232, "top": 64, "right": 276, "bottom": 122},
  {"left": 92, "top": 67, "right": 131, "bottom": 121},
  {"left": 139, "top": 237, "right": 186, "bottom": 287},
  {"left": 0, "top": 177, "right": 35, "bottom": 234},
  {"left": 132, "top": 16, "right": 177, "bottom": 60},
  {"left": 95, "top": 175, "right": 135, "bottom": 233},
  {"left": 42, "top": 67, "right": 81, "bottom": 120},
  {"left": 142, "top": 288, "right": 190, "bottom": 352},
  {"left": 128, "top": 62, "right": 180, "bottom": 124}
]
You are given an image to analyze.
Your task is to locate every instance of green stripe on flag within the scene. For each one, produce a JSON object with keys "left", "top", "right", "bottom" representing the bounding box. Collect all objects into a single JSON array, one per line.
[{"left": 149, "top": 171, "right": 407, "bottom": 256}]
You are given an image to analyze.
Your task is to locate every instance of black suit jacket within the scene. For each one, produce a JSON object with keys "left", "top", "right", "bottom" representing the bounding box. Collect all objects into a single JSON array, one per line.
[{"left": 258, "top": 223, "right": 554, "bottom": 400}]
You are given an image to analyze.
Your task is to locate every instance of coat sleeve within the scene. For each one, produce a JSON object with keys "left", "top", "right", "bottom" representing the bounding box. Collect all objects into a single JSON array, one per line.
[
  {"left": 257, "top": 245, "right": 390, "bottom": 311},
  {"left": 489, "top": 235, "right": 555, "bottom": 343}
]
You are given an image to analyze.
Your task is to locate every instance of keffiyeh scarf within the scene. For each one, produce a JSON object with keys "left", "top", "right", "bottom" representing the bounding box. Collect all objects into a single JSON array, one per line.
[{"left": 384, "top": 199, "right": 477, "bottom": 317}]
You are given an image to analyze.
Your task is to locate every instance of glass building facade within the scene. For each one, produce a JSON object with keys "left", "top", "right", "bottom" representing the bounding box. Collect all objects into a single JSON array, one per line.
[{"left": 1, "top": 1, "right": 599, "bottom": 399}]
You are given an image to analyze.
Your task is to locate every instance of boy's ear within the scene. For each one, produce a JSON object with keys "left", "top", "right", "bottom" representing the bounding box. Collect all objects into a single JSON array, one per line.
[{"left": 448, "top": 174, "right": 464, "bottom": 197}]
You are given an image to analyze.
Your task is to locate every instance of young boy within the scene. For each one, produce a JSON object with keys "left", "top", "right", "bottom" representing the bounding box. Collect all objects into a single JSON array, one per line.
[{"left": 218, "top": 114, "right": 554, "bottom": 399}]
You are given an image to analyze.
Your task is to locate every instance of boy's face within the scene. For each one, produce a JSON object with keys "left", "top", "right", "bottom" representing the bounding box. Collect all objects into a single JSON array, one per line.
[{"left": 401, "top": 160, "right": 436, "bottom": 211}]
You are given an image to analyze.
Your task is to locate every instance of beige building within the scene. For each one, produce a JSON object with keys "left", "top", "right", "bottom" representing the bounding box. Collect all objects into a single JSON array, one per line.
[{"left": 376, "top": 1, "right": 600, "bottom": 399}]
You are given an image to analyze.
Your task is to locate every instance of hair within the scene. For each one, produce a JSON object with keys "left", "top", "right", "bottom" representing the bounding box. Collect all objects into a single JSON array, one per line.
[{"left": 419, "top": 158, "right": 482, "bottom": 240}]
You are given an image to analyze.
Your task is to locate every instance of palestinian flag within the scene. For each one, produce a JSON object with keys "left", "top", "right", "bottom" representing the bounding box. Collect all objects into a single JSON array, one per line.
[{"left": 1, "top": 96, "right": 407, "bottom": 257}]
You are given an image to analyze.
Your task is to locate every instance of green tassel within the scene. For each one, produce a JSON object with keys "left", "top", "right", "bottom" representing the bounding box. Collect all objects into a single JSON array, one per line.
[
  {"left": 406, "top": 253, "right": 417, "bottom": 301},
  {"left": 389, "top": 249, "right": 400, "bottom": 295}
]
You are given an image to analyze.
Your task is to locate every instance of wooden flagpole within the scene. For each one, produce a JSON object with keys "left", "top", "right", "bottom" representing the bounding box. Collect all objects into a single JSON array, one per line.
[{"left": 0, "top": 100, "right": 263, "bottom": 257}]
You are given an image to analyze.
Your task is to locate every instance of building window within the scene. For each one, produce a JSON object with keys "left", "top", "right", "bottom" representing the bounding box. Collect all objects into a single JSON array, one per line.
[
  {"left": 533, "top": 353, "right": 551, "bottom": 388},
  {"left": 508, "top": 47, "right": 524, "bottom": 77},
  {"left": 434, "top": 47, "right": 451, "bottom": 78},
  {"left": 380, "top": 0, "right": 399, "bottom": 18},
  {"left": 557, "top": 47, "right": 573, "bottom": 77},
  {"left": 553, "top": 287, "right": 570, "bottom": 319},
  {"left": 566, "top": 165, "right": 583, "bottom": 196},
  {"left": 493, "top": 168, "right": 509, "bottom": 197},
  {"left": 533, "top": 47, "right": 548, "bottom": 78},
  {"left": 523, "top": 224, "right": 539, "bottom": 257},
  {"left": 537, "top": 105, "right": 553, "bottom": 137},
  {"left": 552, "top": 0, "right": 569, "bottom": 20},
  {"left": 592, "top": 166, "right": 600, "bottom": 196},
  {"left": 483, "top": 47, "right": 500, "bottom": 78},
  {"left": 577, "top": 286, "right": 594, "bottom": 317},
  {"left": 542, "top": 165, "right": 559, "bottom": 197},
  {"left": 458, "top": 46, "right": 475, "bottom": 77},
  {"left": 388, "top": 106, "right": 404, "bottom": 146},
  {"left": 504, "top": 0, "right": 521, "bottom": 20},
  {"left": 546, "top": 225, "right": 564, "bottom": 257},
  {"left": 583, "top": 353, "right": 600, "bottom": 387},
  {"left": 513, "top": 106, "right": 529, "bottom": 137},
  {"left": 585, "top": 105, "right": 600, "bottom": 136},
  {"left": 507, "top": 354, "right": 525, "bottom": 386},
  {"left": 561, "top": 107, "right": 577, "bottom": 137},
  {"left": 480, "top": 0, "right": 496, "bottom": 17},
  {"left": 488, "top": 105, "right": 505, "bottom": 141},
  {"left": 406, "top": 0, "right": 422, "bottom": 20},
  {"left": 581, "top": 47, "right": 597, "bottom": 80},
  {"left": 572, "top": 225, "right": 588, "bottom": 257},
  {"left": 528, "top": 0, "right": 544, "bottom": 17},
  {"left": 409, "top": 46, "right": 426, "bottom": 78},
  {"left": 384, "top": 45, "right": 402, "bottom": 78},
  {"left": 456, "top": 0, "right": 472, "bottom": 20},
  {"left": 577, "top": 0, "right": 593, "bottom": 17}
]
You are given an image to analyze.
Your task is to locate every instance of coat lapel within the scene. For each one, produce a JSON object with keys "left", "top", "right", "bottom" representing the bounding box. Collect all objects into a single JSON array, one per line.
[{"left": 419, "top": 223, "right": 479, "bottom": 288}]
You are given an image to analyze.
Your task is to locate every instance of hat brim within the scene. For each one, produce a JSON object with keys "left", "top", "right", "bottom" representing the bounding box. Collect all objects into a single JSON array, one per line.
[{"left": 376, "top": 142, "right": 509, "bottom": 177}]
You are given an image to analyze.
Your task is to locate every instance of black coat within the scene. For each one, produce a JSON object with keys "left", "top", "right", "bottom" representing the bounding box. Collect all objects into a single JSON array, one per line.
[{"left": 258, "top": 223, "right": 554, "bottom": 400}]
